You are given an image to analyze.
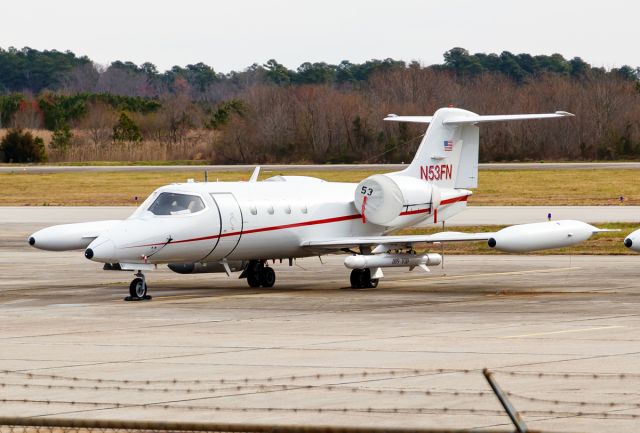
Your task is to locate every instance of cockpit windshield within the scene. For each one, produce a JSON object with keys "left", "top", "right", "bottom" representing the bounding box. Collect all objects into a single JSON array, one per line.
[{"left": 147, "top": 192, "right": 205, "bottom": 216}]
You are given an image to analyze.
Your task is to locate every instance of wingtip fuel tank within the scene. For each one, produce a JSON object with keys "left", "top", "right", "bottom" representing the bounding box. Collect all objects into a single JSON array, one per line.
[
  {"left": 624, "top": 229, "right": 640, "bottom": 252},
  {"left": 28, "top": 220, "right": 121, "bottom": 251},
  {"left": 487, "top": 220, "right": 601, "bottom": 253}
]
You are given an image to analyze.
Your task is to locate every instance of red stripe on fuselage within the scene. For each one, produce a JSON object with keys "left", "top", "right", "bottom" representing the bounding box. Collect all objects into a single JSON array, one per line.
[
  {"left": 129, "top": 214, "right": 362, "bottom": 248},
  {"left": 440, "top": 195, "right": 469, "bottom": 205},
  {"left": 398, "top": 194, "right": 469, "bottom": 216},
  {"left": 399, "top": 208, "right": 430, "bottom": 216}
]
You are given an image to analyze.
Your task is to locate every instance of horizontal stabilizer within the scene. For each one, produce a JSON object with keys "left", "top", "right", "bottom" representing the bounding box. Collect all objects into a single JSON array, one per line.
[
  {"left": 443, "top": 111, "right": 574, "bottom": 125},
  {"left": 383, "top": 111, "right": 573, "bottom": 125},
  {"left": 384, "top": 114, "right": 433, "bottom": 123}
]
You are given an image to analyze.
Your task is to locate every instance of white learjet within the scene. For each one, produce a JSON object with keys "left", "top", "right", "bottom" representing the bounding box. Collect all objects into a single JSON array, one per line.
[{"left": 29, "top": 107, "right": 608, "bottom": 300}]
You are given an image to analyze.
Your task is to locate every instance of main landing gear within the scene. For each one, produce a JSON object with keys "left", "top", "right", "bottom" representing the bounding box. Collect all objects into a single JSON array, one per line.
[
  {"left": 241, "top": 260, "right": 276, "bottom": 288},
  {"left": 350, "top": 268, "right": 378, "bottom": 289},
  {"left": 125, "top": 271, "right": 152, "bottom": 301}
]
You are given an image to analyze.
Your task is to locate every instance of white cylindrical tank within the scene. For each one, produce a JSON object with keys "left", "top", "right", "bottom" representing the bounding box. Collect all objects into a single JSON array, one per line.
[
  {"left": 624, "top": 228, "right": 640, "bottom": 252},
  {"left": 488, "top": 220, "right": 598, "bottom": 253},
  {"left": 29, "top": 220, "right": 121, "bottom": 251},
  {"left": 344, "top": 253, "right": 442, "bottom": 269}
]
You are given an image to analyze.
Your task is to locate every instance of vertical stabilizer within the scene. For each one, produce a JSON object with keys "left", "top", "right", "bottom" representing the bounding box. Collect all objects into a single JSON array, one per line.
[{"left": 393, "top": 107, "right": 480, "bottom": 189}]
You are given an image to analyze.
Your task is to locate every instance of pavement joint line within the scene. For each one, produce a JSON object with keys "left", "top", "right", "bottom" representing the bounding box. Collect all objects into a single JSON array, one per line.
[
  {"left": 135, "top": 292, "right": 498, "bottom": 317},
  {"left": 493, "top": 349, "right": 640, "bottom": 371},
  {"left": 500, "top": 325, "right": 627, "bottom": 339},
  {"left": 392, "top": 267, "right": 583, "bottom": 283},
  {"left": 7, "top": 347, "right": 261, "bottom": 374},
  {"left": 0, "top": 308, "right": 340, "bottom": 341}
]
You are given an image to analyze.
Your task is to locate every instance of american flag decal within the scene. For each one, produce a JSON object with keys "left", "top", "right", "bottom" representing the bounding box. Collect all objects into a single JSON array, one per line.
[{"left": 443, "top": 140, "right": 453, "bottom": 151}]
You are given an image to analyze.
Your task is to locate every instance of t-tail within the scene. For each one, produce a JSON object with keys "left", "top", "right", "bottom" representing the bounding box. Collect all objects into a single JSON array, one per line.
[{"left": 385, "top": 107, "right": 574, "bottom": 189}]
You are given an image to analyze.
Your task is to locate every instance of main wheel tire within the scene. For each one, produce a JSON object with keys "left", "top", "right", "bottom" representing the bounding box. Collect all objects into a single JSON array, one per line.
[
  {"left": 259, "top": 267, "right": 276, "bottom": 288},
  {"left": 359, "top": 269, "right": 378, "bottom": 289},
  {"left": 129, "top": 277, "right": 147, "bottom": 298},
  {"left": 359, "top": 268, "right": 371, "bottom": 288},
  {"left": 350, "top": 269, "right": 363, "bottom": 288},
  {"left": 247, "top": 272, "right": 261, "bottom": 288}
]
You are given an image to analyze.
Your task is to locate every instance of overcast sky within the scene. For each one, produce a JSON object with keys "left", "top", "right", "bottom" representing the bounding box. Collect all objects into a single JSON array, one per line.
[{"left": 2, "top": 0, "right": 637, "bottom": 73}]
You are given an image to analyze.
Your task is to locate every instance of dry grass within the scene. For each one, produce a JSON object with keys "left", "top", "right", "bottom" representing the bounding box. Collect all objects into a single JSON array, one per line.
[
  {"left": 474, "top": 169, "right": 640, "bottom": 206},
  {"left": 0, "top": 168, "right": 639, "bottom": 206}
]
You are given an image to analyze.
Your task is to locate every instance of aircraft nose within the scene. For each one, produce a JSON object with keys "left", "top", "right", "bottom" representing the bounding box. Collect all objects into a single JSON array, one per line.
[
  {"left": 624, "top": 238, "right": 633, "bottom": 248},
  {"left": 28, "top": 236, "right": 36, "bottom": 246},
  {"left": 84, "top": 248, "right": 94, "bottom": 259}
]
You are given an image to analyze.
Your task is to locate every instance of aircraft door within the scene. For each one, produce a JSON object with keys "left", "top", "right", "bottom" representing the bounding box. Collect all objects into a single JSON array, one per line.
[{"left": 208, "top": 193, "right": 243, "bottom": 260}]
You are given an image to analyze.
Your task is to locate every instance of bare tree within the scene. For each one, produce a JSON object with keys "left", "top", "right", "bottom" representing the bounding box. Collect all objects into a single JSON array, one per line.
[
  {"left": 11, "top": 95, "right": 44, "bottom": 129},
  {"left": 63, "top": 63, "right": 100, "bottom": 93},
  {"left": 77, "top": 101, "right": 118, "bottom": 145}
]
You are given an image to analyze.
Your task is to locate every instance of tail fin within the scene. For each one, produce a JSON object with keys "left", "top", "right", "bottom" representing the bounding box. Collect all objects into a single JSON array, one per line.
[{"left": 385, "top": 108, "right": 573, "bottom": 189}]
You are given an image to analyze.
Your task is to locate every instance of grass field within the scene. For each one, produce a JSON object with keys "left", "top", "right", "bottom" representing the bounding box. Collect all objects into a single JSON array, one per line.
[
  {"left": 1, "top": 168, "right": 639, "bottom": 206},
  {"left": 400, "top": 222, "right": 635, "bottom": 255}
]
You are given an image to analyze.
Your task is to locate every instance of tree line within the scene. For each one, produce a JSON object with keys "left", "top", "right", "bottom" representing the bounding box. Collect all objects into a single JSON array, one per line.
[{"left": 0, "top": 46, "right": 639, "bottom": 163}]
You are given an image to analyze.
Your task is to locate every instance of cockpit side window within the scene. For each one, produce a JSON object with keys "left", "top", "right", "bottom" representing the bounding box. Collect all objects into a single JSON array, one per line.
[{"left": 147, "top": 192, "right": 205, "bottom": 216}]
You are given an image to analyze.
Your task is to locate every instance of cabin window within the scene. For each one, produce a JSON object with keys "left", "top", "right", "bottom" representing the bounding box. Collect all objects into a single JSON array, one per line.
[
  {"left": 147, "top": 192, "right": 205, "bottom": 216},
  {"left": 301, "top": 204, "right": 308, "bottom": 214},
  {"left": 267, "top": 205, "right": 275, "bottom": 215},
  {"left": 284, "top": 204, "right": 292, "bottom": 214},
  {"left": 250, "top": 205, "right": 257, "bottom": 215}
]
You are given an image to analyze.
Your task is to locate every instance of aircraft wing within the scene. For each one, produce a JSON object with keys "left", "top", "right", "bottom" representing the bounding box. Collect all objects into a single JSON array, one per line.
[{"left": 301, "top": 231, "right": 494, "bottom": 251}]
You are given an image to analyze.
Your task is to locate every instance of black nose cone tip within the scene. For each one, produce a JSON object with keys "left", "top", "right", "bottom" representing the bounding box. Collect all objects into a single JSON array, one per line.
[
  {"left": 28, "top": 237, "right": 35, "bottom": 246},
  {"left": 624, "top": 238, "right": 633, "bottom": 248},
  {"left": 84, "top": 248, "right": 94, "bottom": 259},
  {"left": 488, "top": 238, "right": 497, "bottom": 248}
]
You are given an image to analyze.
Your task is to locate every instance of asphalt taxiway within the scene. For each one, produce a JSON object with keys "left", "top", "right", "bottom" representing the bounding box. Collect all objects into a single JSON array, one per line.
[{"left": 1, "top": 213, "right": 640, "bottom": 432}]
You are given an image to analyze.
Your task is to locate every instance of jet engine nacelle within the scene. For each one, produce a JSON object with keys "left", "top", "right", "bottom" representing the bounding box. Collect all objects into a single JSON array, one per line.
[
  {"left": 168, "top": 261, "right": 246, "bottom": 274},
  {"left": 28, "top": 220, "right": 121, "bottom": 251},
  {"left": 624, "top": 229, "right": 640, "bottom": 252},
  {"left": 488, "top": 220, "right": 599, "bottom": 253},
  {"left": 344, "top": 253, "right": 442, "bottom": 269},
  {"left": 354, "top": 174, "right": 440, "bottom": 227}
]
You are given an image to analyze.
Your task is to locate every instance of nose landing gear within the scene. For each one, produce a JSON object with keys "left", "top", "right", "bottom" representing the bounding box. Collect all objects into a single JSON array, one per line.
[{"left": 125, "top": 271, "right": 152, "bottom": 301}]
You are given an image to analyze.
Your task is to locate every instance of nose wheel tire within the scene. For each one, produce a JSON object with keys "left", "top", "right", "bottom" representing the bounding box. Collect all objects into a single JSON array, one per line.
[
  {"left": 350, "top": 269, "right": 378, "bottom": 289},
  {"left": 125, "top": 275, "right": 152, "bottom": 301}
]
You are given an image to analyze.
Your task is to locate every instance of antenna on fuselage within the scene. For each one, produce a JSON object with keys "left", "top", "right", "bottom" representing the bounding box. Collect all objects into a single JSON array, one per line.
[{"left": 249, "top": 166, "right": 261, "bottom": 182}]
